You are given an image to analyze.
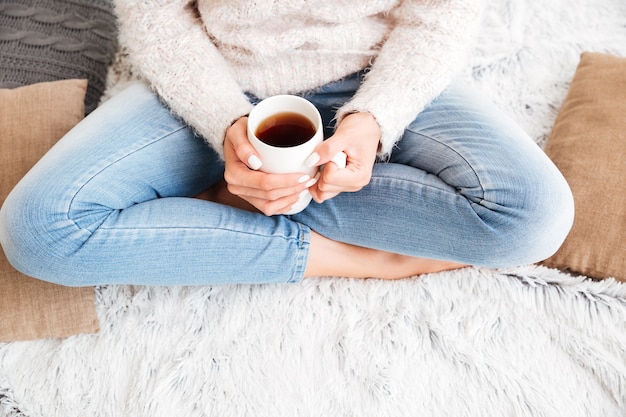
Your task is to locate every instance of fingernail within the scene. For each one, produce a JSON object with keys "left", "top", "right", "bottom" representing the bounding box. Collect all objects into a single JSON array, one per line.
[
  {"left": 305, "top": 177, "right": 318, "bottom": 187},
  {"left": 247, "top": 155, "right": 262, "bottom": 170},
  {"left": 298, "top": 175, "right": 311, "bottom": 184},
  {"left": 305, "top": 152, "right": 320, "bottom": 167},
  {"left": 331, "top": 151, "right": 347, "bottom": 169},
  {"left": 299, "top": 189, "right": 311, "bottom": 199}
]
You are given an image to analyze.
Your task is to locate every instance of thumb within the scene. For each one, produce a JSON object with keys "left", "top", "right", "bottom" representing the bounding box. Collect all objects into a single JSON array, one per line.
[
  {"left": 227, "top": 117, "right": 263, "bottom": 170},
  {"left": 305, "top": 140, "right": 346, "bottom": 169}
]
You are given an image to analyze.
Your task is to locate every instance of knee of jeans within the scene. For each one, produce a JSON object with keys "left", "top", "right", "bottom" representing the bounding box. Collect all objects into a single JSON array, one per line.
[
  {"left": 482, "top": 167, "right": 575, "bottom": 267},
  {"left": 526, "top": 178, "right": 574, "bottom": 262},
  {"left": 0, "top": 183, "right": 99, "bottom": 286}
]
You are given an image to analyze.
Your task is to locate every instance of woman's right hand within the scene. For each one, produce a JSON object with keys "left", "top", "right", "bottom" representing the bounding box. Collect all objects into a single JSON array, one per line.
[{"left": 223, "top": 117, "right": 316, "bottom": 216}]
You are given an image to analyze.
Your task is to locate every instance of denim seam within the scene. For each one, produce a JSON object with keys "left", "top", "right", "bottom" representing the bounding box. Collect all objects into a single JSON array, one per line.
[
  {"left": 403, "top": 128, "right": 486, "bottom": 203},
  {"left": 66, "top": 126, "right": 189, "bottom": 234},
  {"left": 289, "top": 222, "right": 309, "bottom": 283},
  {"left": 97, "top": 224, "right": 296, "bottom": 239},
  {"left": 93, "top": 221, "right": 308, "bottom": 283}
]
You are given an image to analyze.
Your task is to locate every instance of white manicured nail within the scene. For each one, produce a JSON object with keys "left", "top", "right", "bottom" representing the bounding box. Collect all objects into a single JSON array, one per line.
[
  {"left": 299, "top": 189, "right": 311, "bottom": 199},
  {"left": 305, "top": 152, "right": 320, "bottom": 167},
  {"left": 331, "top": 151, "right": 347, "bottom": 169},
  {"left": 247, "top": 155, "right": 262, "bottom": 170},
  {"left": 298, "top": 175, "right": 311, "bottom": 184},
  {"left": 305, "top": 177, "right": 318, "bottom": 187}
]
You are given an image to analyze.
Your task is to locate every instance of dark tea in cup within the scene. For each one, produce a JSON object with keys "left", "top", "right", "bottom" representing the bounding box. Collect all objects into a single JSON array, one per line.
[
  {"left": 255, "top": 111, "right": 317, "bottom": 148},
  {"left": 247, "top": 95, "right": 324, "bottom": 214}
]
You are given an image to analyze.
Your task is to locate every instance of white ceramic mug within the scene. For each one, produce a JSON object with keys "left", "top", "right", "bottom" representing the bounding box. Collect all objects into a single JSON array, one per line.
[{"left": 247, "top": 95, "right": 345, "bottom": 215}]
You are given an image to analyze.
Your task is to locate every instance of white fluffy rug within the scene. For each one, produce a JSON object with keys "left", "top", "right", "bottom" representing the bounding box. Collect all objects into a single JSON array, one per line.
[{"left": 2, "top": 1, "right": 626, "bottom": 416}]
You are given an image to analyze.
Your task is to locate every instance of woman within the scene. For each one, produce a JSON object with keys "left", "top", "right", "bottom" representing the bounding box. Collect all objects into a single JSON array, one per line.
[{"left": 0, "top": 0, "right": 574, "bottom": 286}]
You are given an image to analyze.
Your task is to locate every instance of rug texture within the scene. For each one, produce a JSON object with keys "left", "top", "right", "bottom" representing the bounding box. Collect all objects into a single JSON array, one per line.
[{"left": 2, "top": 0, "right": 626, "bottom": 416}]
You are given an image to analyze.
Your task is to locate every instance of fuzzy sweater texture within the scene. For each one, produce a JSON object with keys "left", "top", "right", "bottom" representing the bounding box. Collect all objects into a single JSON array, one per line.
[{"left": 114, "top": 0, "right": 484, "bottom": 159}]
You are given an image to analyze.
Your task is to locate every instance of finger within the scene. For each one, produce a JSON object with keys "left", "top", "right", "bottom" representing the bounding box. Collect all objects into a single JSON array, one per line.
[
  {"left": 225, "top": 166, "right": 314, "bottom": 193},
  {"left": 305, "top": 139, "right": 347, "bottom": 168},
  {"left": 330, "top": 151, "right": 347, "bottom": 169},
  {"left": 309, "top": 186, "right": 339, "bottom": 204},
  {"left": 309, "top": 165, "right": 339, "bottom": 203},
  {"left": 318, "top": 162, "right": 365, "bottom": 192},
  {"left": 228, "top": 179, "right": 307, "bottom": 202},
  {"left": 243, "top": 192, "right": 303, "bottom": 216},
  {"left": 226, "top": 117, "right": 264, "bottom": 170},
  {"left": 309, "top": 162, "right": 366, "bottom": 203}
]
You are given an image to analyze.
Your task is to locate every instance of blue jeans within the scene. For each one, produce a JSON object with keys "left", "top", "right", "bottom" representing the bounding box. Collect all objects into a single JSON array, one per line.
[{"left": 0, "top": 76, "right": 574, "bottom": 286}]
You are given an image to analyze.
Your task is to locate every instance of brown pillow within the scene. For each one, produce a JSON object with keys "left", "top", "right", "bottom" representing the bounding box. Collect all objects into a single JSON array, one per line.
[
  {"left": 0, "top": 79, "right": 99, "bottom": 342},
  {"left": 542, "top": 52, "right": 626, "bottom": 282}
]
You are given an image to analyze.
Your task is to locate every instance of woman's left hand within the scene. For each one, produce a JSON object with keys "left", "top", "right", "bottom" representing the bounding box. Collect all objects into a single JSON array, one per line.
[{"left": 308, "top": 112, "right": 381, "bottom": 203}]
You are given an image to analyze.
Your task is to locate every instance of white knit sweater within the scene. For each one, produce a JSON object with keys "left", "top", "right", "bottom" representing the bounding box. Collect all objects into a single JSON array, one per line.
[{"left": 114, "top": 0, "right": 484, "bottom": 159}]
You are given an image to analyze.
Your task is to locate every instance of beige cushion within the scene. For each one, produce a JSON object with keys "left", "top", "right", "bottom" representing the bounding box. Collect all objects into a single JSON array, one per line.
[
  {"left": 0, "top": 79, "right": 99, "bottom": 342},
  {"left": 542, "top": 52, "right": 626, "bottom": 282}
]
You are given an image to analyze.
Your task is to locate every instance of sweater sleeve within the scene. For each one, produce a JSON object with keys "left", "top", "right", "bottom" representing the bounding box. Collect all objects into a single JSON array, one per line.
[
  {"left": 114, "top": 0, "right": 253, "bottom": 159},
  {"left": 336, "top": 0, "right": 485, "bottom": 159}
]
